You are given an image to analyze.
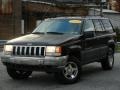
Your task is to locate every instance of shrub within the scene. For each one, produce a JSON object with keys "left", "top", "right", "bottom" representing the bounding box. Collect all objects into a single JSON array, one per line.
[{"left": 114, "top": 27, "right": 120, "bottom": 42}]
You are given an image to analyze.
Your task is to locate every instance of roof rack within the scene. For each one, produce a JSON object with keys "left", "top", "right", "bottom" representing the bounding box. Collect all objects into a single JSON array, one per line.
[{"left": 45, "top": 16, "right": 108, "bottom": 20}]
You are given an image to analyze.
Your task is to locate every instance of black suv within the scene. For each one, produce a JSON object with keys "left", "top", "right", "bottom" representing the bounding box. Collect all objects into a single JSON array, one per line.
[{"left": 1, "top": 16, "right": 116, "bottom": 84}]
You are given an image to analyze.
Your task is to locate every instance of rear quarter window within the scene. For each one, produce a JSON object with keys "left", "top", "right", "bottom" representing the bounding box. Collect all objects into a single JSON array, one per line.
[{"left": 101, "top": 19, "right": 113, "bottom": 33}]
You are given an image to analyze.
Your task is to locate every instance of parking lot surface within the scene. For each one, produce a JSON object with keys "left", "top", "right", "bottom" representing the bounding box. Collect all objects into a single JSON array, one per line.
[{"left": 0, "top": 52, "right": 120, "bottom": 90}]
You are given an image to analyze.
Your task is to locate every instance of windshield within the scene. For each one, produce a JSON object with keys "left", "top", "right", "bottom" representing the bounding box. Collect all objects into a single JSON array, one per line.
[{"left": 32, "top": 19, "right": 83, "bottom": 35}]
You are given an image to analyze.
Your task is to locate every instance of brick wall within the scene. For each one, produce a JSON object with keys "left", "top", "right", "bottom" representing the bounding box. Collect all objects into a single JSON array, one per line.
[
  {"left": 0, "top": 0, "right": 22, "bottom": 40},
  {"left": 109, "top": 0, "right": 120, "bottom": 12},
  {"left": 0, "top": 1, "right": 88, "bottom": 40},
  {"left": 23, "top": 2, "right": 88, "bottom": 32}
]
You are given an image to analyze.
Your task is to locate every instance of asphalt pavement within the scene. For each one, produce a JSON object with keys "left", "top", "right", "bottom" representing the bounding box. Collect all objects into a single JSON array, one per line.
[{"left": 0, "top": 52, "right": 120, "bottom": 90}]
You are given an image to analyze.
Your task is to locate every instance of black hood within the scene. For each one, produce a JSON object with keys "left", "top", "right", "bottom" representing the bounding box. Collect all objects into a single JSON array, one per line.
[{"left": 7, "top": 34, "right": 80, "bottom": 46}]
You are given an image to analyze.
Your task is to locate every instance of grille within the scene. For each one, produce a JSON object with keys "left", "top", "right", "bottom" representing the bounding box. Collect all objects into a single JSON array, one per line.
[{"left": 12, "top": 46, "right": 46, "bottom": 57}]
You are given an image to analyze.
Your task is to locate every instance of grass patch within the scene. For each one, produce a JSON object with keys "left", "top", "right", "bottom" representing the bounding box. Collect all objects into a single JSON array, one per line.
[{"left": 115, "top": 43, "right": 120, "bottom": 52}]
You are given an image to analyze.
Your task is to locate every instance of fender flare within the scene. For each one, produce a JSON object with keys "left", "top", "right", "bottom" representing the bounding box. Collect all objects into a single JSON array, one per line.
[
  {"left": 108, "top": 39, "right": 115, "bottom": 52},
  {"left": 68, "top": 45, "right": 82, "bottom": 58},
  {"left": 69, "top": 45, "right": 81, "bottom": 50}
]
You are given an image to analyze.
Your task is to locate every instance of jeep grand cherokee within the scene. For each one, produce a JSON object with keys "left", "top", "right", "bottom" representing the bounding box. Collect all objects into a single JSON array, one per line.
[{"left": 1, "top": 16, "right": 116, "bottom": 84}]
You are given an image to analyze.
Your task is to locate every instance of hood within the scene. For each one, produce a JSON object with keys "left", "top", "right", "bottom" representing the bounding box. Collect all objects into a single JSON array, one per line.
[{"left": 7, "top": 34, "right": 80, "bottom": 46}]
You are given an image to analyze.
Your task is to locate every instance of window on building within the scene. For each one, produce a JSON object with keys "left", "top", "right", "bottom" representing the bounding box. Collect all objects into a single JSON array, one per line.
[{"left": 0, "top": 0, "right": 13, "bottom": 15}]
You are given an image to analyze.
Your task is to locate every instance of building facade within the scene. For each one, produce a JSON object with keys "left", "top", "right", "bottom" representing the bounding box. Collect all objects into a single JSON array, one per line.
[
  {"left": 0, "top": 0, "right": 88, "bottom": 40},
  {"left": 0, "top": 0, "right": 22, "bottom": 40},
  {"left": 23, "top": 1, "right": 89, "bottom": 33},
  {"left": 108, "top": 0, "right": 120, "bottom": 12}
]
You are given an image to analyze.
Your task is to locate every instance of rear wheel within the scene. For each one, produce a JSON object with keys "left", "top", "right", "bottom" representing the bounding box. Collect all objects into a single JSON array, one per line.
[
  {"left": 7, "top": 68, "right": 32, "bottom": 80},
  {"left": 101, "top": 48, "right": 114, "bottom": 70},
  {"left": 54, "top": 56, "right": 81, "bottom": 84}
]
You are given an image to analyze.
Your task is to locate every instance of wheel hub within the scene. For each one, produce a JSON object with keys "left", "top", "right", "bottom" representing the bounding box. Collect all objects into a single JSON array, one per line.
[
  {"left": 63, "top": 62, "right": 78, "bottom": 80},
  {"left": 108, "top": 49, "right": 114, "bottom": 66}
]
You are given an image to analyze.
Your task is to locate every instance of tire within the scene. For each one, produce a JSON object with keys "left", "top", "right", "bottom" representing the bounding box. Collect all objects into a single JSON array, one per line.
[
  {"left": 101, "top": 48, "right": 114, "bottom": 70},
  {"left": 54, "top": 56, "right": 81, "bottom": 84},
  {"left": 46, "top": 72, "right": 52, "bottom": 74},
  {"left": 7, "top": 68, "right": 32, "bottom": 80}
]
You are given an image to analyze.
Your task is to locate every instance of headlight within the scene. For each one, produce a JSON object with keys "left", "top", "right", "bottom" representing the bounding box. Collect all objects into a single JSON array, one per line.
[
  {"left": 4, "top": 45, "right": 13, "bottom": 55},
  {"left": 46, "top": 46, "right": 62, "bottom": 56}
]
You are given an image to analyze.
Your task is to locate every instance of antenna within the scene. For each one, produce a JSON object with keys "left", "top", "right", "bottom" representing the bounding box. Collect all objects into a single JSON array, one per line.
[{"left": 41, "top": 0, "right": 51, "bottom": 19}]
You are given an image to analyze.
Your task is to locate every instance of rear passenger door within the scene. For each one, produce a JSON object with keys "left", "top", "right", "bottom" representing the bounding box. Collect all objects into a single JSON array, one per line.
[
  {"left": 81, "top": 19, "right": 99, "bottom": 64},
  {"left": 93, "top": 19, "right": 107, "bottom": 46},
  {"left": 93, "top": 19, "right": 111, "bottom": 59}
]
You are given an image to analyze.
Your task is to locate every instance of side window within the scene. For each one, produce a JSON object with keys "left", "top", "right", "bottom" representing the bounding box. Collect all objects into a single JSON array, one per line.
[
  {"left": 93, "top": 19, "right": 103, "bottom": 31},
  {"left": 93, "top": 19, "right": 105, "bottom": 36},
  {"left": 83, "top": 20, "right": 95, "bottom": 38},
  {"left": 101, "top": 19, "right": 113, "bottom": 33},
  {"left": 84, "top": 20, "right": 94, "bottom": 32}
]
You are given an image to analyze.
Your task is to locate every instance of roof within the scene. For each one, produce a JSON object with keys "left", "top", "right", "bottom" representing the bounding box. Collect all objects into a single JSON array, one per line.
[
  {"left": 45, "top": 16, "right": 109, "bottom": 20},
  {"left": 22, "top": 0, "right": 56, "bottom": 6},
  {"left": 22, "top": 0, "right": 83, "bottom": 3},
  {"left": 22, "top": 0, "right": 83, "bottom": 7}
]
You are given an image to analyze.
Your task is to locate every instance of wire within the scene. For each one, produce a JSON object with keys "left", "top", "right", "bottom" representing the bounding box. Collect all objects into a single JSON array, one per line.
[{"left": 41, "top": 0, "right": 55, "bottom": 19}]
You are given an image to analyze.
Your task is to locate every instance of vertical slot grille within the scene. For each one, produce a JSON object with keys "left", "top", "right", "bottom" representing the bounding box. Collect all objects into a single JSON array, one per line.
[{"left": 12, "top": 46, "right": 45, "bottom": 57}]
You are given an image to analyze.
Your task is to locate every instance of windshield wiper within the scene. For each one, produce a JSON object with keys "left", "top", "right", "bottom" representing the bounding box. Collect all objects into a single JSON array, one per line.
[
  {"left": 32, "top": 32, "right": 45, "bottom": 34},
  {"left": 46, "top": 32, "right": 64, "bottom": 34}
]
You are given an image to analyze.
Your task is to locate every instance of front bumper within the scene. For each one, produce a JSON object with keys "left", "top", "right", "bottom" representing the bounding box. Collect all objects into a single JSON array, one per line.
[{"left": 1, "top": 55, "right": 68, "bottom": 66}]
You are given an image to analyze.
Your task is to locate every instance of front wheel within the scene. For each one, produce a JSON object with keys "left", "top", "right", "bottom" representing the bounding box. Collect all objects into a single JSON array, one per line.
[
  {"left": 101, "top": 48, "right": 114, "bottom": 70},
  {"left": 7, "top": 68, "right": 32, "bottom": 80},
  {"left": 54, "top": 56, "right": 81, "bottom": 84}
]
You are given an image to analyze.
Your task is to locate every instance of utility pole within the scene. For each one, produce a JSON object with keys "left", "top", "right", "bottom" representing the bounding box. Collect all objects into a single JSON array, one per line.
[{"left": 100, "top": 0, "right": 106, "bottom": 16}]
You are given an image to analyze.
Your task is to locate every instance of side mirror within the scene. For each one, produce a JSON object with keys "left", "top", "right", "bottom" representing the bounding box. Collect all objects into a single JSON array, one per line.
[{"left": 84, "top": 31, "right": 94, "bottom": 38}]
